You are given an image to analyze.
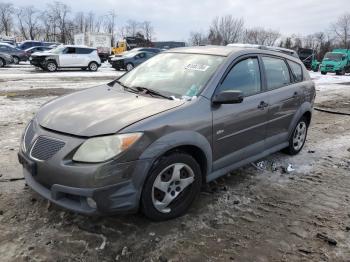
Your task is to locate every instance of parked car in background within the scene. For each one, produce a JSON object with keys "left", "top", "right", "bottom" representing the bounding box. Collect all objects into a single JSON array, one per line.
[
  {"left": 18, "top": 45, "right": 315, "bottom": 221},
  {"left": 320, "top": 49, "right": 350, "bottom": 75},
  {"left": 0, "top": 43, "right": 28, "bottom": 64},
  {"left": 108, "top": 47, "right": 162, "bottom": 62},
  {"left": 0, "top": 52, "right": 13, "bottom": 67},
  {"left": 110, "top": 51, "right": 157, "bottom": 71},
  {"left": 18, "top": 41, "right": 59, "bottom": 50},
  {"left": 25, "top": 46, "right": 52, "bottom": 56},
  {"left": 29, "top": 45, "right": 101, "bottom": 72}
]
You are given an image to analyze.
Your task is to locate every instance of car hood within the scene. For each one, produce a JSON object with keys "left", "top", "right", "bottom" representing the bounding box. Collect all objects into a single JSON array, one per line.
[
  {"left": 31, "top": 52, "right": 55, "bottom": 57},
  {"left": 36, "top": 85, "right": 185, "bottom": 137},
  {"left": 111, "top": 57, "right": 125, "bottom": 62}
]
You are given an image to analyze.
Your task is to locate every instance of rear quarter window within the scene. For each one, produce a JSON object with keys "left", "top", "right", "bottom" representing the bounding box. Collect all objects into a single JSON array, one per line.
[
  {"left": 287, "top": 60, "right": 303, "bottom": 82},
  {"left": 262, "top": 56, "right": 291, "bottom": 90}
]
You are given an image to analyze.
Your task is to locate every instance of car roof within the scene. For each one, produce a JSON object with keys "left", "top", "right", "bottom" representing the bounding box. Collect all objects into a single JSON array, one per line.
[
  {"left": 63, "top": 45, "right": 96, "bottom": 49},
  {"left": 165, "top": 45, "right": 300, "bottom": 60},
  {"left": 0, "top": 42, "right": 15, "bottom": 47}
]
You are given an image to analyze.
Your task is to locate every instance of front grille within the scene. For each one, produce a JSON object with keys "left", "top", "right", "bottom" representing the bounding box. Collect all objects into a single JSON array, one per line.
[
  {"left": 30, "top": 136, "right": 65, "bottom": 161},
  {"left": 23, "top": 121, "right": 35, "bottom": 152},
  {"left": 325, "top": 65, "right": 334, "bottom": 70}
]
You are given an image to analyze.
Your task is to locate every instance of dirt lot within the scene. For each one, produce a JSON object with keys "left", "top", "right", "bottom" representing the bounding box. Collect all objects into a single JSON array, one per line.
[{"left": 0, "top": 63, "right": 349, "bottom": 262}]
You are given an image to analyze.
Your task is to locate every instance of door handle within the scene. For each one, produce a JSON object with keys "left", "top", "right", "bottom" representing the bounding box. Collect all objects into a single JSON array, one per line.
[{"left": 258, "top": 101, "right": 269, "bottom": 109}]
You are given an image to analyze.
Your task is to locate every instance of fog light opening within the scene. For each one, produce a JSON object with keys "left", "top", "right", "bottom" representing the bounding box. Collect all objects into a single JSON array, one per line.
[{"left": 86, "top": 197, "right": 97, "bottom": 209}]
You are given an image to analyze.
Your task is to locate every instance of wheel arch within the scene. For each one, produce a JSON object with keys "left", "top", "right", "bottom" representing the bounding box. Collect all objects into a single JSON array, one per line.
[
  {"left": 288, "top": 102, "right": 313, "bottom": 138},
  {"left": 139, "top": 131, "right": 212, "bottom": 182}
]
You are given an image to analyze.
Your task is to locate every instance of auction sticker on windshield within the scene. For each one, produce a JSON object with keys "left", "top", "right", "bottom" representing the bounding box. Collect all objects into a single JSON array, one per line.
[{"left": 185, "top": 64, "right": 210, "bottom": 71}]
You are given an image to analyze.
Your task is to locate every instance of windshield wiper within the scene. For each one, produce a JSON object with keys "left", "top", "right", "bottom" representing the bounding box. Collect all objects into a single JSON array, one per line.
[
  {"left": 115, "top": 80, "right": 139, "bottom": 94},
  {"left": 134, "top": 86, "right": 173, "bottom": 100}
]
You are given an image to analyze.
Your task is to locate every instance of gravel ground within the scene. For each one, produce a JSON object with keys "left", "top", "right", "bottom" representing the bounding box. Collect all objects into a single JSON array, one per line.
[{"left": 0, "top": 64, "right": 349, "bottom": 262}]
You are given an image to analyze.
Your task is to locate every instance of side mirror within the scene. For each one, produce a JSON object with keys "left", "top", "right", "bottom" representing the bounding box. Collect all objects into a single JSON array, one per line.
[{"left": 212, "top": 90, "right": 244, "bottom": 105}]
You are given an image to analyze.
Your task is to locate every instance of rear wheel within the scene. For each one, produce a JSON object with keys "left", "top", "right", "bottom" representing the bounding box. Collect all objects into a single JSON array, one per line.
[
  {"left": 46, "top": 61, "right": 57, "bottom": 72},
  {"left": 321, "top": 71, "right": 327, "bottom": 75},
  {"left": 0, "top": 58, "right": 5, "bottom": 67},
  {"left": 337, "top": 69, "right": 346, "bottom": 75},
  {"left": 141, "top": 153, "right": 202, "bottom": 221},
  {"left": 88, "top": 62, "right": 98, "bottom": 71},
  {"left": 13, "top": 56, "right": 19, "bottom": 64},
  {"left": 284, "top": 117, "right": 309, "bottom": 155}
]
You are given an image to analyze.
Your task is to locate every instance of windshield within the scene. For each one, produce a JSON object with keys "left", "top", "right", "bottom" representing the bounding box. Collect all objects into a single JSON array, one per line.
[
  {"left": 49, "top": 45, "right": 65, "bottom": 54},
  {"left": 324, "top": 52, "right": 344, "bottom": 62},
  {"left": 117, "top": 53, "right": 225, "bottom": 99}
]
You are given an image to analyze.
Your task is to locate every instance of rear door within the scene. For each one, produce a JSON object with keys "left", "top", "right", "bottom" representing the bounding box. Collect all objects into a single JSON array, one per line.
[
  {"left": 76, "top": 48, "right": 92, "bottom": 66},
  {"left": 261, "top": 56, "right": 302, "bottom": 148},
  {"left": 212, "top": 55, "right": 270, "bottom": 170},
  {"left": 59, "top": 47, "right": 78, "bottom": 67}
]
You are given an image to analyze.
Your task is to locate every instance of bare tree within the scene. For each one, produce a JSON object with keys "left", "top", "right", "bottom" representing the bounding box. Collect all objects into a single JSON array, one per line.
[
  {"left": 46, "top": 1, "right": 71, "bottom": 43},
  {"left": 142, "top": 21, "right": 154, "bottom": 41},
  {"left": 332, "top": 13, "right": 350, "bottom": 48},
  {"left": 0, "top": 2, "right": 14, "bottom": 35},
  {"left": 103, "top": 10, "right": 117, "bottom": 45},
  {"left": 208, "top": 15, "right": 244, "bottom": 45},
  {"left": 125, "top": 19, "right": 140, "bottom": 37},
  {"left": 243, "top": 27, "right": 280, "bottom": 46},
  {"left": 189, "top": 31, "right": 208, "bottom": 46},
  {"left": 74, "top": 12, "right": 85, "bottom": 33},
  {"left": 16, "top": 6, "right": 40, "bottom": 40}
]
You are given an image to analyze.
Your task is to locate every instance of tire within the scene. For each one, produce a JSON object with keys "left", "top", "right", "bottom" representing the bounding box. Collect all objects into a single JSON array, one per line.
[
  {"left": 284, "top": 117, "right": 309, "bottom": 155},
  {"left": 0, "top": 58, "right": 4, "bottom": 68},
  {"left": 13, "top": 56, "right": 19, "bottom": 64},
  {"left": 321, "top": 71, "right": 327, "bottom": 75},
  {"left": 88, "top": 62, "right": 98, "bottom": 71},
  {"left": 126, "top": 63, "right": 134, "bottom": 71},
  {"left": 141, "top": 152, "right": 202, "bottom": 221},
  {"left": 45, "top": 61, "right": 57, "bottom": 72}
]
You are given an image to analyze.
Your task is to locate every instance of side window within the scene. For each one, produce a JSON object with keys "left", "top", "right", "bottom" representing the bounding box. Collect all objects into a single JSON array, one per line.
[
  {"left": 218, "top": 57, "right": 261, "bottom": 97},
  {"left": 262, "top": 57, "right": 291, "bottom": 90},
  {"left": 65, "top": 47, "right": 76, "bottom": 54},
  {"left": 287, "top": 60, "right": 303, "bottom": 82},
  {"left": 76, "top": 48, "right": 93, "bottom": 54}
]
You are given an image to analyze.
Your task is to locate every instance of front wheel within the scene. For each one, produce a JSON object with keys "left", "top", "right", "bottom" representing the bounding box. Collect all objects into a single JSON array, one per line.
[
  {"left": 284, "top": 117, "right": 309, "bottom": 155},
  {"left": 13, "top": 56, "right": 19, "bottom": 64},
  {"left": 321, "top": 71, "right": 327, "bottom": 75},
  {"left": 126, "top": 63, "right": 134, "bottom": 71},
  {"left": 0, "top": 58, "right": 5, "bottom": 67},
  {"left": 141, "top": 153, "right": 202, "bottom": 221},
  {"left": 46, "top": 61, "right": 57, "bottom": 72},
  {"left": 88, "top": 62, "right": 98, "bottom": 71}
]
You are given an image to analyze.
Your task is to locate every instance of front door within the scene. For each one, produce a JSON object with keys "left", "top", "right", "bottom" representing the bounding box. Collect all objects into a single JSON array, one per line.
[
  {"left": 212, "top": 56, "right": 269, "bottom": 171},
  {"left": 60, "top": 47, "right": 79, "bottom": 67}
]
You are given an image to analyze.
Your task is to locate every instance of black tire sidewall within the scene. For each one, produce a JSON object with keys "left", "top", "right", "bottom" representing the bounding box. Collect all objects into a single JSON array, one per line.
[
  {"left": 0, "top": 58, "right": 4, "bottom": 67},
  {"left": 141, "top": 153, "right": 202, "bottom": 221}
]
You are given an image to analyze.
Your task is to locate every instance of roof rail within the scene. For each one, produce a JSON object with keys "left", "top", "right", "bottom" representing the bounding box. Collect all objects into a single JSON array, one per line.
[{"left": 227, "top": 43, "right": 299, "bottom": 58}]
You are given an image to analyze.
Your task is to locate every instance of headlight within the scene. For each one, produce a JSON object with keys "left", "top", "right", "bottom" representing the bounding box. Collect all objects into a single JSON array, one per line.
[{"left": 73, "top": 133, "right": 142, "bottom": 163}]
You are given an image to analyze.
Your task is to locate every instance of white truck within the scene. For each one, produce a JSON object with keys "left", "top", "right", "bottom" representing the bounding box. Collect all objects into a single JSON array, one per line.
[{"left": 74, "top": 33, "right": 112, "bottom": 62}]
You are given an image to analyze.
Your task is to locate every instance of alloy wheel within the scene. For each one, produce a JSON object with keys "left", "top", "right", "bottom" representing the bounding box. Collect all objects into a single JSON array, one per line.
[
  {"left": 152, "top": 163, "right": 195, "bottom": 213},
  {"left": 292, "top": 121, "right": 307, "bottom": 151}
]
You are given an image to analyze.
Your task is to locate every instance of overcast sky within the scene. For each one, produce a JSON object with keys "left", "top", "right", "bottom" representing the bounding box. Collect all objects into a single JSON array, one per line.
[{"left": 11, "top": 0, "right": 348, "bottom": 41}]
